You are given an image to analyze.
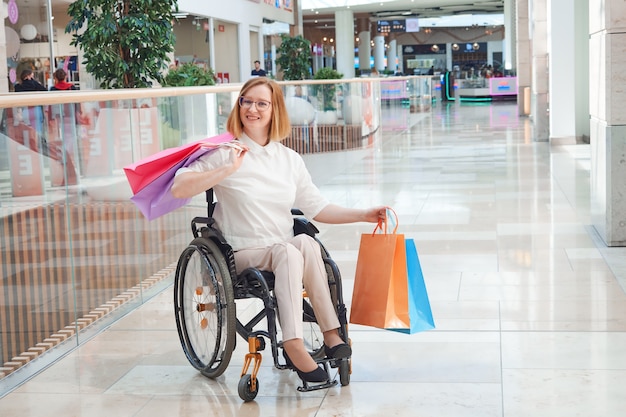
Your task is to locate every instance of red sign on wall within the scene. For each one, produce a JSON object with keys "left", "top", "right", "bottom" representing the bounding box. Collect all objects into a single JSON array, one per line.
[{"left": 7, "top": 124, "right": 44, "bottom": 197}]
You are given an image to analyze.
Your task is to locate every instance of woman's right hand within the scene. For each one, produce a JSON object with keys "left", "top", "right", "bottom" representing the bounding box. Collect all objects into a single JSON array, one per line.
[
  {"left": 172, "top": 142, "right": 248, "bottom": 199},
  {"left": 229, "top": 146, "right": 247, "bottom": 172}
]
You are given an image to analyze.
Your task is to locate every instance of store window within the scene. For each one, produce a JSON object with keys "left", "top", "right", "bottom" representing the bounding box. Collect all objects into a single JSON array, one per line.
[
  {"left": 261, "top": 19, "right": 289, "bottom": 78},
  {"left": 4, "top": 0, "right": 79, "bottom": 91}
]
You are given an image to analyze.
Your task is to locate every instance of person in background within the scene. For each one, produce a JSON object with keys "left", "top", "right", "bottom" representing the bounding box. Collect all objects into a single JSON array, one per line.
[
  {"left": 171, "top": 77, "right": 386, "bottom": 384},
  {"left": 14, "top": 69, "right": 47, "bottom": 92},
  {"left": 13, "top": 69, "right": 47, "bottom": 136},
  {"left": 293, "top": 85, "right": 311, "bottom": 103},
  {"left": 49, "top": 68, "right": 80, "bottom": 186},
  {"left": 50, "top": 69, "right": 76, "bottom": 91},
  {"left": 251, "top": 60, "right": 267, "bottom": 77}
]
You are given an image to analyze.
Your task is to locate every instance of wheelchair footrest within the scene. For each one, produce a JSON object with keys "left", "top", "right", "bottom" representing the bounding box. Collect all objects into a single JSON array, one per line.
[
  {"left": 297, "top": 378, "right": 338, "bottom": 392},
  {"left": 295, "top": 359, "right": 338, "bottom": 392}
]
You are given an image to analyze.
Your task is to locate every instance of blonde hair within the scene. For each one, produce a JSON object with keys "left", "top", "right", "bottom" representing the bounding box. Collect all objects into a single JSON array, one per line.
[{"left": 226, "top": 77, "right": 291, "bottom": 141}]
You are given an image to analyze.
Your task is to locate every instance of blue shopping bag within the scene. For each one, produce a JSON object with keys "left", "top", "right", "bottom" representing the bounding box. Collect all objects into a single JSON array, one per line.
[
  {"left": 351, "top": 207, "right": 435, "bottom": 334},
  {"left": 389, "top": 238, "right": 435, "bottom": 334}
]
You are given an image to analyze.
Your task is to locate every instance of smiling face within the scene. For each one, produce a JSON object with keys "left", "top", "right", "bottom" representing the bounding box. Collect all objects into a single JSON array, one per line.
[
  {"left": 239, "top": 84, "right": 273, "bottom": 144},
  {"left": 226, "top": 77, "right": 291, "bottom": 143}
]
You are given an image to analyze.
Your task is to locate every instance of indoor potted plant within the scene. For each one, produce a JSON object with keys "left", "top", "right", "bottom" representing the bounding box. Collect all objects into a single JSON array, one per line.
[
  {"left": 161, "top": 63, "right": 216, "bottom": 87},
  {"left": 275, "top": 34, "right": 312, "bottom": 81},
  {"left": 312, "top": 67, "right": 343, "bottom": 123}
]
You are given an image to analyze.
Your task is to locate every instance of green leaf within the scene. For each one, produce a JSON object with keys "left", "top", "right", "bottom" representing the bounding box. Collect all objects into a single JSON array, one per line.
[
  {"left": 66, "top": 0, "right": 178, "bottom": 88},
  {"left": 276, "top": 34, "right": 312, "bottom": 81}
]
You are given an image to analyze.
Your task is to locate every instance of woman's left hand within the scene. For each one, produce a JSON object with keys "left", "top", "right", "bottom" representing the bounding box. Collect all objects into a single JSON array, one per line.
[{"left": 364, "top": 206, "right": 388, "bottom": 223}]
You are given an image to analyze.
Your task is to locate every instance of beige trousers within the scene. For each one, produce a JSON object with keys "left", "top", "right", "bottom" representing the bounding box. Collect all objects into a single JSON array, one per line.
[{"left": 233, "top": 234, "right": 339, "bottom": 341}]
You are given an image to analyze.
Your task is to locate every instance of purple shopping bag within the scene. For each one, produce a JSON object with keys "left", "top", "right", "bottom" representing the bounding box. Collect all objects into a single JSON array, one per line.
[
  {"left": 130, "top": 146, "right": 214, "bottom": 220},
  {"left": 124, "top": 132, "right": 234, "bottom": 194},
  {"left": 129, "top": 137, "right": 247, "bottom": 220}
]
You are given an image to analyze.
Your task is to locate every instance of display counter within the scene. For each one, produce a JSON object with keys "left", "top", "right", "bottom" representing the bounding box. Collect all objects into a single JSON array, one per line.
[
  {"left": 456, "top": 76, "right": 517, "bottom": 101},
  {"left": 380, "top": 77, "right": 432, "bottom": 112}
]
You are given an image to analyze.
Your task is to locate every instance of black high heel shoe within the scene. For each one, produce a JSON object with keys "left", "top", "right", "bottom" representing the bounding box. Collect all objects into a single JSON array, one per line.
[
  {"left": 283, "top": 350, "right": 329, "bottom": 383},
  {"left": 324, "top": 343, "right": 352, "bottom": 359}
]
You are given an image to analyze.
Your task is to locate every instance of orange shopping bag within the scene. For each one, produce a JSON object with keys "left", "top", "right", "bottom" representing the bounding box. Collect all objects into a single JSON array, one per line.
[{"left": 349, "top": 209, "right": 411, "bottom": 330}]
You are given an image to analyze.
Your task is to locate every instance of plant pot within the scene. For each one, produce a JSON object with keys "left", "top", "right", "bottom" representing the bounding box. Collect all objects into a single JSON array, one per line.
[
  {"left": 316, "top": 110, "right": 338, "bottom": 125},
  {"left": 342, "top": 95, "right": 362, "bottom": 125},
  {"left": 284, "top": 96, "right": 315, "bottom": 126}
]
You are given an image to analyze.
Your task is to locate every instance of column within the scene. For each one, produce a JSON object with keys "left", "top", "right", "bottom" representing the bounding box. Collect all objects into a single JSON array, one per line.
[
  {"left": 573, "top": 0, "right": 590, "bottom": 142},
  {"left": 503, "top": 0, "right": 516, "bottom": 71},
  {"left": 373, "top": 35, "right": 385, "bottom": 71},
  {"left": 0, "top": 10, "right": 8, "bottom": 93},
  {"left": 548, "top": 0, "right": 589, "bottom": 144},
  {"left": 335, "top": 9, "right": 355, "bottom": 79},
  {"left": 590, "top": 0, "right": 626, "bottom": 246},
  {"left": 530, "top": 0, "right": 549, "bottom": 141},
  {"left": 293, "top": 0, "right": 303, "bottom": 36},
  {"left": 358, "top": 31, "right": 371, "bottom": 72},
  {"left": 516, "top": 0, "right": 532, "bottom": 116},
  {"left": 387, "top": 39, "right": 397, "bottom": 72},
  {"left": 208, "top": 18, "right": 216, "bottom": 72}
]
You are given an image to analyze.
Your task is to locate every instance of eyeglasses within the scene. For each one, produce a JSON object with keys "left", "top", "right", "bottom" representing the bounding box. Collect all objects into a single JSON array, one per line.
[{"left": 238, "top": 96, "right": 272, "bottom": 112}]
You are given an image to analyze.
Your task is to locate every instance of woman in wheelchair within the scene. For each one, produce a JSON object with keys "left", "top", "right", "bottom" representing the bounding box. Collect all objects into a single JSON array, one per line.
[{"left": 171, "top": 77, "right": 386, "bottom": 383}]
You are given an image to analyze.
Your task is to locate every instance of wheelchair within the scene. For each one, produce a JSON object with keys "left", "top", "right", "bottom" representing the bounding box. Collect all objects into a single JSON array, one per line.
[{"left": 173, "top": 190, "right": 351, "bottom": 402}]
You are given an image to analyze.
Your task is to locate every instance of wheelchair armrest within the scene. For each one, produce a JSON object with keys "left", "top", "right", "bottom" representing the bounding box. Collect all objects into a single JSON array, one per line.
[
  {"left": 293, "top": 217, "right": 319, "bottom": 237},
  {"left": 191, "top": 216, "right": 215, "bottom": 238}
]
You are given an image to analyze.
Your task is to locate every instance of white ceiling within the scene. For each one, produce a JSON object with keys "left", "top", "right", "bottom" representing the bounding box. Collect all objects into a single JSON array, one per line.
[{"left": 301, "top": 0, "right": 504, "bottom": 19}]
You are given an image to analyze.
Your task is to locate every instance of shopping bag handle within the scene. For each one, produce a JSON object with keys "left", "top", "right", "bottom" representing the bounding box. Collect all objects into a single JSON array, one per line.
[{"left": 372, "top": 207, "right": 398, "bottom": 235}]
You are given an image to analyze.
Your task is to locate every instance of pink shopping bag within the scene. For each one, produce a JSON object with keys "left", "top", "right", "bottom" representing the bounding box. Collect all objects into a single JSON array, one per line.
[{"left": 123, "top": 132, "right": 234, "bottom": 194}]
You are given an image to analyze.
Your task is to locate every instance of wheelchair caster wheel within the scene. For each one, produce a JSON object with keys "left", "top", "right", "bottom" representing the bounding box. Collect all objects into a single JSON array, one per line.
[
  {"left": 238, "top": 374, "right": 259, "bottom": 402},
  {"left": 339, "top": 359, "right": 350, "bottom": 386}
]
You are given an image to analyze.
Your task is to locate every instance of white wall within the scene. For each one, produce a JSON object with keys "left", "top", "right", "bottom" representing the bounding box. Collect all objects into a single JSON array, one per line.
[{"left": 177, "top": 0, "right": 295, "bottom": 82}]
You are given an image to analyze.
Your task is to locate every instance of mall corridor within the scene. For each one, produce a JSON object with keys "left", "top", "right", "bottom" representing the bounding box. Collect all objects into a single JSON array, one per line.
[{"left": 1, "top": 100, "right": 625, "bottom": 416}]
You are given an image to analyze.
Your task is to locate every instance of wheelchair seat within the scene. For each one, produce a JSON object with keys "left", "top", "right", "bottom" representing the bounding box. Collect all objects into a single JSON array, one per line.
[{"left": 173, "top": 190, "right": 350, "bottom": 401}]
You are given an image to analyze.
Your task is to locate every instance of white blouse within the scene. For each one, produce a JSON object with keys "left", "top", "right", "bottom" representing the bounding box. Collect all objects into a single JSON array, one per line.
[{"left": 177, "top": 134, "right": 329, "bottom": 251}]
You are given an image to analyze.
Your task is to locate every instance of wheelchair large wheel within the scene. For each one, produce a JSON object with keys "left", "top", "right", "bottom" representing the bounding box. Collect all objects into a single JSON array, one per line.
[{"left": 174, "top": 237, "right": 236, "bottom": 378}]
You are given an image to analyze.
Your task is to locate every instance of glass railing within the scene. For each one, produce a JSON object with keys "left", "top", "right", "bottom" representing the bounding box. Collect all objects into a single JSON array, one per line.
[{"left": 0, "top": 76, "right": 431, "bottom": 395}]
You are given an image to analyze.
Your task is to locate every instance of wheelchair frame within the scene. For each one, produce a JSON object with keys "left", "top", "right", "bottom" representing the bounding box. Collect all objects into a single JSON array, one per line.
[{"left": 173, "top": 190, "right": 351, "bottom": 401}]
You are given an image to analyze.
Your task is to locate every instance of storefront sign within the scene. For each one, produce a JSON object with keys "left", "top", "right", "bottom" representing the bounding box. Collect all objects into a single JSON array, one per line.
[{"left": 8, "top": 0, "right": 18, "bottom": 25}]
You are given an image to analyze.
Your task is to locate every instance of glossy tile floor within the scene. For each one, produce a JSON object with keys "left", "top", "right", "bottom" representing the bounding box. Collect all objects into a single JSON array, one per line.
[{"left": 2, "top": 101, "right": 626, "bottom": 416}]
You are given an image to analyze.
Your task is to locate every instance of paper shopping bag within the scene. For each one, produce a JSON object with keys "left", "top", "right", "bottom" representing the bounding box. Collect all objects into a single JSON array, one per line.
[
  {"left": 389, "top": 238, "right": 435, "bottom": 334},
  {"left": 350, "top": 222, "right": 411, "bottom": 330},
  {"left": 124, "top": 132, "right": 234, "bottom": 194},
  {"left": 129, "top": 146, "right": 210, "bottom": 220},
  {"left": 129, "top": 140, "right": 248, "bottom": 220}
]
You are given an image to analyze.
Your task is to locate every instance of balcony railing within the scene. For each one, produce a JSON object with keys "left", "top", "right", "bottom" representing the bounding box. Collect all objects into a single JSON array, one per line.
[{"left": 0, "top": 76, "right": 432, "bottom": 395}]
